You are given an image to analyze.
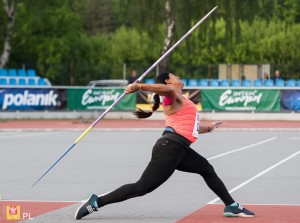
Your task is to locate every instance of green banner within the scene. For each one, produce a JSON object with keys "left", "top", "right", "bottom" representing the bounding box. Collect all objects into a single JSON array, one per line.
[
  {"left": 67, "top": 88, "right": 136, "bottom": 110},
  {"left": 202, "top": 89, "right": 280, "bottom": 111}
]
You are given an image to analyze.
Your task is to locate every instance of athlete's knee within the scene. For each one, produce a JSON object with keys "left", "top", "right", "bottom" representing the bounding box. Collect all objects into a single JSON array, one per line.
[
  {"left": 206, "top": 163, "right": 217, "bottom": 175},
  {"left": 199, "top": 161, "right": 217, "bottom": 177},
  {"left": 133, "top": 180, "right": 156, "bottom": 196}
]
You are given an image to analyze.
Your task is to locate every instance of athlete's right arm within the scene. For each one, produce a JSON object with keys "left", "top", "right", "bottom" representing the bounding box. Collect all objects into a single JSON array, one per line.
[{"left": 125, "top": 83, "right": 176, "bottom": 99}]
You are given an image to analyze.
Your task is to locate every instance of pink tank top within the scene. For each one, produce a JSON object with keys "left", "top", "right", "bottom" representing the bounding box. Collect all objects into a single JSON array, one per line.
[{"left": 164, "top": 97, "right": 199, "bottom": 143}]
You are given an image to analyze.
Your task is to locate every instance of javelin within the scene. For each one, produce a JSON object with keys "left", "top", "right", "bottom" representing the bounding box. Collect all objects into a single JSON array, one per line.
[{"left": 32, "top": 6, "right": 218, "bottom": 187}]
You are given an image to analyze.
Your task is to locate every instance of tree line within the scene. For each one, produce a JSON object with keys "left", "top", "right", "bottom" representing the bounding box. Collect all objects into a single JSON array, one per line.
[{"left": 0, "top": 0, "right": 299, "bottom": 86}]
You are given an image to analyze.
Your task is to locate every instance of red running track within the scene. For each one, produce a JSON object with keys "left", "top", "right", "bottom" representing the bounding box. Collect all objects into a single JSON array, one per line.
[
  {"left": 0, "top": 200, "right": 76, "bottom": 223},
  {"left": 177, "top": 204, "right": 300, "bottom": 223},
  {"left": 0, "top": 120, "right": 299, "bottom": 130},
  {"left": 1, "top": 201, "right": 300, "bottom": 223}
]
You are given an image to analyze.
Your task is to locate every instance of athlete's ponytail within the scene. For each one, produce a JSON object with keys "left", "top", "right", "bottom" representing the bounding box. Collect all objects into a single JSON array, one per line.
[
  {"left": 134, "top": 94, "right": 160, "bottom": 118},
  {"left": 133, "top": 72, "right": 170, "bottom": 119}
]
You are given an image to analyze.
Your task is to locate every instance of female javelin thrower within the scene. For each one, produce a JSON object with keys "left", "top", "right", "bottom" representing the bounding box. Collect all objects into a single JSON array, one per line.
[{"left": 75, "top": 72, "right": 255, "bottom": 220}]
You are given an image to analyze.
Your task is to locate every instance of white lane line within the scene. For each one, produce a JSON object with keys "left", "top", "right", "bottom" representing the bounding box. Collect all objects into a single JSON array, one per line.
[
  {"left": 208, "top": 150, "right": 300, "bottom": 204},
  {"left": 208, "top": 203, "right": 300, "bottom": 206},
  {"left": 78, "top": 192, "right": 112, "bottom": 202},
  {"left": 0, "top": 132, "right": 55, "bottom": 140},
  {"left": 0, "top": 199, "right": 78, "bottom": 203},
  {"left": 207, "top": 137, "right": 277, "bottom": 161}
]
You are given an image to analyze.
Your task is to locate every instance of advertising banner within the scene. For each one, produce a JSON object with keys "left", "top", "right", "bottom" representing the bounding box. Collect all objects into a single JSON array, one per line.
[
  {"left": 280, "top": 90, "right": 300, "bottom": 111},
  {"left": 0, "top": 88, "right": 66, "bottom": 110},
  {"left": 201, "top": 89, "right": 280, "bottom": 111},
  {"left": 67, "top": 88, "right": 136, "bottom": 110}
]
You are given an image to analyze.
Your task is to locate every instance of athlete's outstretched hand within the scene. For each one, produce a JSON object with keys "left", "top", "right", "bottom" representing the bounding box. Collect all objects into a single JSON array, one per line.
[{"left": 211, "top": 121, "right": 223, "bottom": 132}]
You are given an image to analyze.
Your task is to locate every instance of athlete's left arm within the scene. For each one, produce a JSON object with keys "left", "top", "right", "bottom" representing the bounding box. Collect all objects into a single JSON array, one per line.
[{"left": 198, "top": 121, "right": 223, "bottom": 134}]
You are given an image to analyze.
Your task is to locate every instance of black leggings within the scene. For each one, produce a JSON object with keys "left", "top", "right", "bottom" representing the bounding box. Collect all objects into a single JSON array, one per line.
[{"left": 97, "top": 137, "right": 235, "bottom": 207}]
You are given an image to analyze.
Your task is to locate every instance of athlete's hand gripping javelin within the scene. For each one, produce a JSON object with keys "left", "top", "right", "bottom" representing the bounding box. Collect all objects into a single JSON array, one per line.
[{"left": 124, "top": 83, "right": 141, "bottom": 94}]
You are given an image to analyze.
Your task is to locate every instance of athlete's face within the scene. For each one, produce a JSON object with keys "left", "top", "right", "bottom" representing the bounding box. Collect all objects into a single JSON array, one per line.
[{"left": 167, "top": 74, "right": 184, "bottom": 88}]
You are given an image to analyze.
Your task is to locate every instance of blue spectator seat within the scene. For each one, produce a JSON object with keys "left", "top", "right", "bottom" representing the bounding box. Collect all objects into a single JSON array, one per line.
[
  {"left": 18, "top": 69, "right": 27, "bottom": 76},
  {"left": 28, "top": 78, "right": 37, "bottom": 85},
  {"left": 0, "top": 78, "right": 7, "bottom": 85},
  {"left": 231, "top": 80, "right": 241, "bottom": 87},
  {"left": 19, "top": 78, "right": 27, "bottom": 85},
  {"left": 286, "top": 79, "right": 296, "bottom": 87},
  {"left": 199, "top": 79, "right": 208, "bottom": 86},
  {"left": 187, "top": 79, "right": 198, "bottom": 87},
  {"left": 145, "top": 78, "right": 155, "bottom": 84},
  {"left": 0, "top": 69, "right": 7, "bottom": 76},
  {"left": 38, "top": 78, "right": 48, "bottom": 86},
  {"left": 27, "top": 69, "right": 37, "bottom": 77},
  {"left": 297, "top": 80, "right": 300, "bottom": 87},
  {"left": 221, "top": 79, "right": 230, "bottom": 87},
  {"left": 8, "top": 69, "right": 17, "bottom": 76},
  {"left": 275, "top": 79, "right": 285, "bottom": 87},
  {"left": 264, "top": 79, "right": 274, "bottom": 87},
  {"left": 209, "top": 79, "right": 219, "bottom": 87},
  {"left": 254, "top": 79, "right": 262, "bottom": 87},
  {"left": 242, "top": 79, "right": 251, "bottom": 87},
  {"left": 9, "top": 78, "right": 17, "bottom": 85}
]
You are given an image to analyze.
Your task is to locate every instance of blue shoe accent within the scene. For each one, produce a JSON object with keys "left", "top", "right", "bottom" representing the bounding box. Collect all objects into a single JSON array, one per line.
[
  {"left": 229, "top": 202, "right": 239, "bottom": 207},
  {"left": 224, "top": 203, "right": 255, "bottom": 218},
  {"left": 93, "top": 200, "right": 98, "bottom": 208}
]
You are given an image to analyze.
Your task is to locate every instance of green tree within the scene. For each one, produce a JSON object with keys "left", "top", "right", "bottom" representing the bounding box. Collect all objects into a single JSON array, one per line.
[
  {"left": 10, "top": 0, "right": 82, "bottom": 84},
  {"left": 2, "top": 0, "right": 300, "bottom": 84},
  {"left": 0, "top": 0, "right": 19, "bottom": 68}
]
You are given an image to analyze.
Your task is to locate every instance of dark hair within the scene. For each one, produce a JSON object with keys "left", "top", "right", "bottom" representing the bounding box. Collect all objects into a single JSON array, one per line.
[{"left": 133, "top": 72, "right": 170, "bottom": 119}]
